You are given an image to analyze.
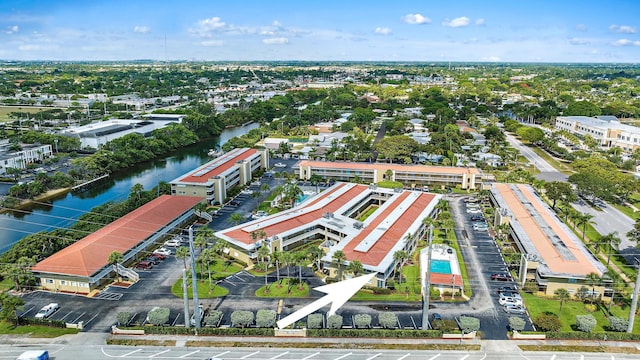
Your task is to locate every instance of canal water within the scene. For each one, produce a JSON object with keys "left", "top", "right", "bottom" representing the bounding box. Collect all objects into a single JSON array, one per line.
[{"left": 0, "top": 123, "right": 259, "bottom": 254}]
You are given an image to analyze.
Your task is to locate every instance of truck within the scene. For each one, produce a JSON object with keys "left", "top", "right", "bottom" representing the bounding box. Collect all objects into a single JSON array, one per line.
[
  {"left": 34, "top": 303, "right": 59, "bottom": 319},
  {"left": 16, "top": 350, "right": 49, "bottom": 360}
]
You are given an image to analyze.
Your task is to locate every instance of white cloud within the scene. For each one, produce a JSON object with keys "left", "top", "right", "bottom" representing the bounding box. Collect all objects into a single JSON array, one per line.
[
  {"left": 612, "top": 38, "right": 640, "bottom": 46},
  {"left": 200, "top": 17, "right": 227, "bottom": 31},
  {"left": 402, "top": 13, "right": 431, "bottom": 25},
  {"left": 569, "top": 38, "right": 589, "bottom": 45},
  {"left": 576, "top": 24, "right": 587, "bottom": 31},
  {"left": 475, "top": 18, "right": 485, "bottom": 26},
  {"left": 443, "top": 16, "right": 470, "bottom": 28},
  {"left": 375, "top": 27, "right": 391, "bottom": 35},
  {"left": 133, "top": 26, "right": 150, "bottom": 34},
  {"left": 200, "top": 40, "right": 223, "bottom": 46},
  {"left": 263, "top": 37, "right": 288, "bottom": 45},
  {"left": 609, "top": 24, "right": 636, "bottom": 34},
  {"left": 18, "top": 44, "right": 58, "bottom": 51},
  {"left": 4, "top": 25, "right": 19, "bottom": 34}
]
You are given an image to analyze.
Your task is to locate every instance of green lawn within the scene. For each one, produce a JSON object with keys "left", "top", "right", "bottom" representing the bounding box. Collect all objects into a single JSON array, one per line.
[
  {"left": 612, "top": 203, "right": 640, "bottom": 221},
  {"left": 529, "top": 147, "right": 574, "bottom": 175},
  {"left": 0, "top": 278, "right": 13, "bottom": 291},
  {"left": 522, "top": 292, "right": 640, "bottom": 333},
  {"left": 0, "top": 321, "right": 78, "bottom": 337},
  {"left": 255, "top": 278, "right": 309, "bottom": 297},
  {"left": 170, "top": 259, "right": 240, "bottom": 299}
]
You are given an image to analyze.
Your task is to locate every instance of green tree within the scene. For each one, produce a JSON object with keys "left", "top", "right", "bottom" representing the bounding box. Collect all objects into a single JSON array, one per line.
[
  {"left": 393, "top": 250, "right": 408, "bottom": 288},
  {"left": 332, "top": 250, "right": 346, "bottom": 281},
  {"left": 0, "top": 293, "right": 24, "bottom": 327},
  {"left": 108, "top": 251, "right": 124, "bottom": 281},
  {"left": 544, "top": 181, "right": 576, "bottom": 210},
  {"left": 585, "top": 272, "right": 601, "bottom": 305},
  {"left": 575, "top": 213, "right": 594, "bottom": 241},
  {"left": 176, "top": 246, "right": 190, "bottom": 270},
  {"left": 230, "top": 212, "right": 244, "bottom": 226},
  {"left": 627, "top": 218, "right": 640, "bottom": 246},
  {"left": 599, "top": 232, "right": 621, "bottom": 266},
  {"left": 347, "top": 260, "right": 364, "bottom": 278},
  {"left": 554, "top": 288, "right": 571, "bottom": 316}
]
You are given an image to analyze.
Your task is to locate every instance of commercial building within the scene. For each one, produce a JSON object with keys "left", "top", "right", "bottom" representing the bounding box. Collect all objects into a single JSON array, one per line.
[
  {"left": 297, "top": 160, "right": 483, "bottom": 190},
  {"left": 170, "top": 148, "right": 268, "bottom": 205},
  {"left": 490, "top": 183, "right": 608, "bottom": 298},
  {"left": 555, "top": 115, "right": 640, "bottom": 153},
  {"left": 31, "top": 195, "right": 203, "bottom": 295},
  {"left": 215, "top": 182, "right": 441, "bottom": 287}
]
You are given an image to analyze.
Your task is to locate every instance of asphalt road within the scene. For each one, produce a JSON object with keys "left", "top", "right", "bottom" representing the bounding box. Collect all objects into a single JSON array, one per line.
[{"left": 505, "top": 133, "right": 567, "bottom": 182}]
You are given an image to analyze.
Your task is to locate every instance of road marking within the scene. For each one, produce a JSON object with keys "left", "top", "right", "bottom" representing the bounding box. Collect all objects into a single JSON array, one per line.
[
  {"left": 334, "top": 352, "right": 352, "bottom": 360},
  {"left": 83, "top": 311, "right": 100, "bottom": 326},
  {"left": 150, "top": 349, "right": 171, "bottom": 357},
  {"left": 179, "top": 350, "right": 200, "bottom": 358},
  {"left": 58, "top": 311, "right": 73, "bottom": 321},
  {"left": 478, "top": 354, "right": 487, "bottom": 360},
  {"left": 211, "top": 351, "right": 230, "bottom": 359},
  {"left": 550, "top": 355, "right": 556, "bottom": 360},
  {"left": 225, "top": 280, "right": 237, "bottom": 286},
  {"left": 270, "top": 351, "right": 289, "bottom": 359},
  {"left": 302, "top": 352, "right": 320, "bottom": 360},
  {"left": 121, "top": 348, "right": 142, "bottom": 357},
  {"left": 71, "top": 312, "right": 86, "bottom": 323},
  {"left": 241, "top": 351, "right": 260, "bottom": 359},
  {"left": 365, "top": 353, "right": 381, "bottom": 360},
  {"left": 397, "top": 354, "right": 411, "bottom": 360},
  {"left": 460, "top": 355, "right": 469, "bottom": 360}
]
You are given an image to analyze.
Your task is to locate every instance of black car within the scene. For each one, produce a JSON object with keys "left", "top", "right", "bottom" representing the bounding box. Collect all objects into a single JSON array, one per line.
[
  {"left": 229, "top": 200, "right": 240, "bottom": 207},
  {"left": 491, "top": 273, "right": 511, "bottom": 281},
  {"left": 470, "top": 215, "right": 486, "bottom": 222},
  {"left": 431, "top": 313, "right": 442, "bottom": 321},
  {"left": 497, "top": 286, "right": 518, "bottom": 294}
]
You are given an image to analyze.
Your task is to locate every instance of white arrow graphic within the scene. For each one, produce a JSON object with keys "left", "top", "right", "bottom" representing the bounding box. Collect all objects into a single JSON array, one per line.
[{"left": 276, "top": 272, "right": 377, "bottom": 329}]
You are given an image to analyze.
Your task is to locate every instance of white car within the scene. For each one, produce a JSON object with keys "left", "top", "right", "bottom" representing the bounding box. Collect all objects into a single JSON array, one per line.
[
  {"left": 153, "top": 247, "right": 172, "bottom": 256},
  {"left": 35, "top": 303, "right": 59, "bottom": 319},
  {"left": 164, "top": 238, "right": 182, "bottom": 247},
  {"left": 240, "top": 189, "right": 254, "bottom": 195},
  {"left": 252, "top": 210, "right": 268, "bottom": 219},
  {"left": 274, "top": 162, "right": 286, "bottom": 168}
]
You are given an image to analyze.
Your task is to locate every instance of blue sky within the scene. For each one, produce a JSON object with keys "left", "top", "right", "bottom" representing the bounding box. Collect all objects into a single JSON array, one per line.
[{"left": 2, "top": 0, "right": 640, "bottom": 62}]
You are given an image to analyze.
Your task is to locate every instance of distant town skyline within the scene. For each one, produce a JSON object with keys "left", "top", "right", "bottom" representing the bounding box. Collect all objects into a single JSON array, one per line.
[{"left": 2, "top": 0, "right": 640, "bottom": 63}]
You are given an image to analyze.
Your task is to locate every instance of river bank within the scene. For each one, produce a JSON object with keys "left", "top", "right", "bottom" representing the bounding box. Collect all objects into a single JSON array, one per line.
[{"left": 0, "top": 188, "right": 71, "bottom": 215}]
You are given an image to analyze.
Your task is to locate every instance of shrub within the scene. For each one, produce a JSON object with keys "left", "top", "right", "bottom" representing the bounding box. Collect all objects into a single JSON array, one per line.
[
  {"left": 354, "top": 314, "right": 372, "bottom": 328},
  {"left": 459, "top": 316, "right": 480, "bottom": 333},
  {"left": 509, "top": 317, "right": 526, "bottom": 332},
  {"left": 386, "top": 278, "right": 396, "bottom": 290},
  {"left": 584, "top": 304, "right": 597, "bottom": 312},
  {"left": 523, "top": 280, "right": 538, "bottom": 293},
  {"left": 256, "top": 309, "right": 277, "bottom": 328},
  {"left": 307, "top": 329, "right": 442, "bottom": 338},
  {"left": 608, "top": 316, "right": 629, "bottom": 332},
  {"left": 430, "top": 288, "right": 440, "bottom": 299},
  {"left": 204, "top": 310, "right": 223, "bottom": 327},
  {"left": 231, "top": 310, "right": 254, "bottom": 328},
  {"left": 576, "top": 314, "right": 596, "bottom": 333},
  {"left": 372, "top": 287, "right": 391, "bottom": 294},
  {"left": 146, "top": 307, "right": 169, "bottom": 326},
  {"left": 431, "top": 319, "right": 458, "bottom": 332},
  {"left": 378, "top": 312, "right": 397, "bottom": 329},
  {"left": 534, "top": 314, "right": 561, "bottom": 332},
  {"left": 307, "top": 313, "right": 323, "bottom": 329},
  {"left": 327, "top": 314, "right": 343, "bottom": 329},
  {"left": 116, "top": 312, "right": 132, "bottom": 326}
]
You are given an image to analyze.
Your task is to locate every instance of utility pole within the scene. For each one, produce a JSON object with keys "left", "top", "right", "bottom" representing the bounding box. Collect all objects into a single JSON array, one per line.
[
  {"left": 422, "top": 224, "right": 434, "bottom": 330},
  {"left": 182, "top": 268, "right": 190, "bottom": 329},
  {"left": 627, "top": 258, "right": 640, "bottom": 333},
  {"left": 189, "top": 227, "right": 201, "bottom": 329}
]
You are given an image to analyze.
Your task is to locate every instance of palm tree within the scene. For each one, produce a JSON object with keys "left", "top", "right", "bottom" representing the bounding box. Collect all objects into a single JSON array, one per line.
[
  {"left": 575, "top": 213, "right": 594, "bottom": 241},
  {"left": 554, "top": 288, "right": 571, "bottom": 315},
  {"left": 308, "top": 247, "right": 325, "bottom": 272},
  {"left": 600, "top": 232, "right": 621, "bottom": 266},
  {"left": 603, "top": 270, "right": 622, "bottom": 313},
  {"left": 347, "top": 260, "right": 364, "bottom": 278},
  {"left": 200, "top": 248, "right": 216, "bottom": 292},
  {"left": 294, "top": 251, "right": 307, "bottom": 285},
  {"left": 332, "top": 250, "right": 346, "bottom": 281},
  {"left": 260, "top": 182, "right": 271, "bottom": 194},
  {"left": 441, "top": 218, "right": 456, "bottom": 241},
  {"left": 585, "top": 272, "right": 601, "bottom": 305},
  {"left": 257, "top": 245, "right": 270, "bottom": 269},
  {"left": 230, "top": 212, "right": 244, "bottom": 226},
  {"left": 108, "top": 251, "right": 124, "bottom": 281},
  {"left": 393, "top": 250, "right": 408, "bottom": 289},
  {"left": 176, "top": 246, "right": 190, "bottom": 270},
  {"left": 280, "top": 251, "right": 294, "bottom": 280}
]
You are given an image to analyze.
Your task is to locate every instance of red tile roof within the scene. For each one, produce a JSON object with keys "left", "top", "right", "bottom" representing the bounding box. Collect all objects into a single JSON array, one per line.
[
  {"left": 176, "top": 148, "right": 258, "bottom": 184},
  {"left": 429, "top": 273, "right": 463, "bottom": 287},
  {"left": 32, "top": 195, "right": 203, "bottom": 277}
]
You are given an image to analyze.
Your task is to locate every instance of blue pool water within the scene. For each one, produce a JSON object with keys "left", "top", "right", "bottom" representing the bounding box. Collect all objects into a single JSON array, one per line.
[{"left": 430, "top": 260, "right": 452, "bottom": 274}]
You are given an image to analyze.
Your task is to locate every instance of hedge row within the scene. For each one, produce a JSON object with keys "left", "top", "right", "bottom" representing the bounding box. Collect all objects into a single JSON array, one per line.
[
  {"left": 306, "top": 329, "right": 443, "bottom": 338},
  {"left": 18, "top": 317, "right": 66, "bottom": 328},
  {"left": 546, "top": 331, "right": 640, "bottom": 341},
  {"left": 142, "top": 326, "right": 275, "bottom": 336}
]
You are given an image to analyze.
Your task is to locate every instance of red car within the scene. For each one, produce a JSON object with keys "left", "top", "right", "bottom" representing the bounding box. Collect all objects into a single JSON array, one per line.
[
  {"left": 149, "top": 253, "right": 166, "bottom": 261},
  {"left": 491, "top": 273, "right": 511, "bottom": 281},
  {"left": 134, "top": 261, "right": 153, "bottom": 270}
]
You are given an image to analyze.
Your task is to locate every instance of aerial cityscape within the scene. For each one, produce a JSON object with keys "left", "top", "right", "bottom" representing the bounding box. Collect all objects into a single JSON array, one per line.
[{"left": 2, "top": 2, "right": 640, "bottom": 360}]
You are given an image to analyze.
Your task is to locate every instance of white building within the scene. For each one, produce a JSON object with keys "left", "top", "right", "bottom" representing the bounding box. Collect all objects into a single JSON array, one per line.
[
  {"left": 555, "top": 116, "right": 640, "bottom": 153},
  {"left": 0, "top": 143, "right": 53, "bottom": 174}
]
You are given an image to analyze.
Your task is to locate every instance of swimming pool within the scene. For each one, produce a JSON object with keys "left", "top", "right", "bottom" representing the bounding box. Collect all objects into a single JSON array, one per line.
[{"left": 430, "top": 259, "right": 452, "bottom": 274}]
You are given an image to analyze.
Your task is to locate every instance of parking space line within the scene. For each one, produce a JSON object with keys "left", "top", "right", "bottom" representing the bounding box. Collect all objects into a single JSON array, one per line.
[
  {"left": 225, "top": 280, "right": 237, "bottom": 286},
  {"left": 241, "top": 351, "right": 260, "bottom": 359},
  {"left": 83, "top": 312, "right": 100, "bottom": 326},
  {"left": 150, "top": 349, "right": 171, "bottom": 357},
  {"left": 180, "top": 350, "right": 200, "bottom": 358},
  {"left": 365, "top": 353, "right": 381, "bottom": 360},
  {"left": 397, "top": 354, "right": 411, "bottom": 360},
  {"left": 459, "top": 355, "right": 469, "bottom": 360},
  {"left": 71, "top": 312, "right": 86, "bottom": 323},
  {"left": 302, "top": 352, "right": 320, "bottom": 360},
  {"left": 270, "top": 351, "right": 289, "bottom": 359},
  {"left": 121, "top": 349, "right": 143, "bottom": 356},
  {"left": 427, "top": 354, "right": 440, "bottom": 360},
  {"left": 58, "top": 311, "right": 73, "bottom": 321},
  {"left": 333, "top": 352, "right": 352, "bottom": 360},
  {"left": 211, "top": 351, "right": 230, "bottom": 358}
]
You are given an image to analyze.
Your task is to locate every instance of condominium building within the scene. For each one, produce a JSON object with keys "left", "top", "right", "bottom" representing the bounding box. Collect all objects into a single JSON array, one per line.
[
  {"left": 297, "top": 160, "right": 483, "bottom": 190},
  {"left": 0, "top": 142, "right": 53, "bottom": 174},
  {"left": 170, "top": 148, "right": 268, "bottom": 205}
]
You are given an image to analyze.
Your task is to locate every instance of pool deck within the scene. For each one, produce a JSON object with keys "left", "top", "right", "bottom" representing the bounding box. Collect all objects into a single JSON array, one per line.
[{"left": 420, "top": 244, "right": 463, "bottom": 291}]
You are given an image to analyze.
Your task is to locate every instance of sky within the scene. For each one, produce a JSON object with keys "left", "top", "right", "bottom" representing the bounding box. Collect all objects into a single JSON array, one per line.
[{"left": 2, "top": 0, "right": 640, "bottom": 63}]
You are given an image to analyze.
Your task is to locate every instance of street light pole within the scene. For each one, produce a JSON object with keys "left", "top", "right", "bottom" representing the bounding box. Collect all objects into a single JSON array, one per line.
[
  {"left": 189, "top": 227, "right": 201, "bottom": 329},
  {"left": 422, "top": 224, "right": 434, "bottom": 330},
  {"left": 627, "top": 258, "right": 640, "bottom": 333}
]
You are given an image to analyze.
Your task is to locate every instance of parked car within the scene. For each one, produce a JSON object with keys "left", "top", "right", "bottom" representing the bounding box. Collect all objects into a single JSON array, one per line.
[
  {"left": 134, "top": 261, "right": 153, "bottom": 270},
  {"left": 229, "top": 200, "right": 240, "bottom": 207},
  {"left": 145, "top": 256, "right": 161, "bottom": 265},
  {"left": 153, "top": 247, "right": 172, "bottom": 256},
  {"left": 252, "top": 210, "right": 268, "bottom": 219},
  {"left": 431, "top": 313, "right": 442, "bottom": 321},
  {"left": 190, "top": 304, "right": 205, "bottom": 326},
  {"left": 149, "top": 253, "right": 166, "bottom": 261},
  {"left": 497, "top": 286, "right": 518, "bottom": 294},
  {"left": 499, "top": 295, "right": 522, "bottom": 306},
  {"left": 470, "top": 215, "right": 486, "bottom": 222},
  {"left": 35, "top": 303, "right": 59, "bottom": 319},
  {"left": 274, "top": 162, "right": 286, "bottom": 168},
  {"left": 491, "top": 273, "right": 511, "bottom": 281},
  {"left": 164, "top": 238, "right": 182, "bottom": 247},
  {"left": 240, "top": 189, "right": 254, "bottom": 195},
  {"left": 473, "top": 223, "right": 489, "bottom": 231},
  {"left": 504, "top": 305, "right": 526, "bottom": 314},
  {"left": 466, "top": 208, "right": 482, "bottom": 214}
]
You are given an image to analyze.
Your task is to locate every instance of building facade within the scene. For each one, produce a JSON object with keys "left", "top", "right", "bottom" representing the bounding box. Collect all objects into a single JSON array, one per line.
[
  {"left": 555, "top": 115, "right": 640, "bottom": 153},
  {"left": 170, "top": 148, "right": 268, "bottom": 205},
  {"left": 0, "top": 142, "right": 53, "bottom": 174}
]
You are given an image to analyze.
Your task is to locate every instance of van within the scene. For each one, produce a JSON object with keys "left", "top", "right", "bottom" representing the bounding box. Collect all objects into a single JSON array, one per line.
[{"left": 17, "top": 350, "right": 49, "bottom": 360}]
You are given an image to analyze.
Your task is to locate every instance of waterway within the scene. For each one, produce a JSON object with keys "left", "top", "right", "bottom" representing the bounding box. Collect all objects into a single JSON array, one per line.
[{"left": 0, "top": 123, "right": 259, "bottom": 254}]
